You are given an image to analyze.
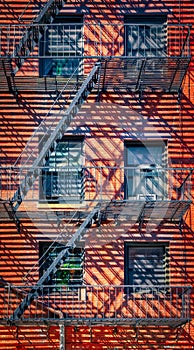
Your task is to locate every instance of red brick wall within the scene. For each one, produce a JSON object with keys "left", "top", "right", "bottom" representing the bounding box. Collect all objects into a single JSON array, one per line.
[{"left": 0, "top": 0, "right": 194, "bottom": 349}]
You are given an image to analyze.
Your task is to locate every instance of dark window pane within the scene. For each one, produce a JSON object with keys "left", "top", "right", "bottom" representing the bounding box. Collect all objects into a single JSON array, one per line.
[
  {"left": 41, "top": 138, "right": 84, "bottom": 202},
  {"left": 125, "top": 15, "right": 167, "bottom": 57},
  {"left": 39, "top": 242, "right": 84, "bottom": 286},
  {"left": 124, "top": 141, "right": 167, "bottom": 199},
  {"left": 39, "top": 16, "right": 83, "bottom": 76},
  {"left": 125, "top": 243, "right": 168, "bottom": 287}
]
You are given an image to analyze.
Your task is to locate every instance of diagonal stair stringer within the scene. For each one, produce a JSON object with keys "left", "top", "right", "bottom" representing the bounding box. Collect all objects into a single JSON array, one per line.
[
  {"left": 9, "top": 205, "right": 100, "bottom": 323},
  {"left": 11, "top": 62, "right": 101, "bottom": 211}
]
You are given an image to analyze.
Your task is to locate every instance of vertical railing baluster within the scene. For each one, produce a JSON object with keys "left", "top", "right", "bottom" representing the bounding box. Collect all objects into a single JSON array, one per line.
[
  {"left": 68, "top": 25, "right": 70, "bottom": 58},
  {"left": 0, "top": 26, "right": 2, "bottom": 57},
  {"left": 118, "top": 25, "right": 121, "bottom": 55},
  {"left": 188, "top": 287, "right": 191, "bottom": 320},
  {"left": 65, "top": 286, "right": 67, "bottom": 317},
  {"left": 150, "top": 287, "right": 152, "bottom": 320},
  {"left": 114, "top": 286, "right": 117, "bottom": 319},
  {"left": 175, "top": 287, "right": 178, "bottom": 318},
  {"left": 125, "top": 24, "right": 126, "bottom": 56},
  {"left": 157, "top": 286, "right": 160, "bottom": 319},
  {"left": 144, "top": 25, "right": 146, "bottom": 57},
  {"left": 9, "top": 167, "right": 12, "bottom": 200},
  {"left": 182, "top": 287, "right": 185, "bottom": 318},
  {"left": 102, "top": 286, "right": 104, "bottom": 320},
  {"left": 75, "top": 24, "right": 76, "bottom": 57},
  {"left": 7, "top": 25, "right": 10, "bottom": 56},
  {"left": 6, "top": 284, "right": 11, "bottom": 319},
  {"left": 0, "top": 167, "right": 2, "bottom": 199},
  {"left": 169, "top": 286, "right": 172, "bottom": 319},
  {"left": 100, "top": 166, "right": 102, "bottom": 202},
  {"left": 184, "top": 287, "right": 187, "bottom": 319},
  {"left": 84, "top": 23, "right": 87, "bottom": 57},
  {"left": 108, "top": 286, "right": 110, "bottom": 318},
  {"left": 112, "top": 24, "right": 114, "bottom": 56},
  {"left": 99, "top": 22, "right": 102, "bottom": 57},
  {"left": 89, "top": 286, "right": 91, "bottom": 319},
  {"left": 12, "top": 25, "right": 15, "bottom": 58}
]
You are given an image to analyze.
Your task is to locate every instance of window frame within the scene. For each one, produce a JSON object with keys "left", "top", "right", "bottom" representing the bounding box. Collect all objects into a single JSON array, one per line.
[
  {"left": 39, "top": 15, "right": 84, "bottom": 77},
  {"left": 124, "top": 140, "right": 168, "bottom": 200},
  {"left": 124, "top": 14, "right": 167, "bottom": 58},
  {"left": 124, "top": 242, "right": 169, "bottom": 291},
  {"left": 39, "top": 241, "right": 85, "bottom": 286},
  {"left": 40, "top": 136, "right": 85, "bottom": 203}
]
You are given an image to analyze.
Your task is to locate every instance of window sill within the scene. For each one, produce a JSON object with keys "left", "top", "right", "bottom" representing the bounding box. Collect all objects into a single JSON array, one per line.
[{"left": 37, "top": 201, "right": 87, "bottom": 209}]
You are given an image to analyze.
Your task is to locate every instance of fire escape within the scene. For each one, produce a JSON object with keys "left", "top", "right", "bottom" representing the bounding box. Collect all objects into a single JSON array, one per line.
[{"left": 0, "top": 0, "right": 192, "bottom": 332}]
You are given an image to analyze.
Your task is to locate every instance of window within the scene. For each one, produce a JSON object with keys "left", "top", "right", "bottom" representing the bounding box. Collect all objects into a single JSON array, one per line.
[
  {"left": 124, "top": 242, "right": 169, "bottom": 289},
  {"left": 39, "top": 15, "right": 83, "bottom": 76},
  {"left": 124, "top": 141, "right": 167, "bottom": 200},
  {"left": 39, "top": 241, "right": 84, "bottom": 286},
  {"left": 41, "top": 137, "right": 84, "bottom": 202},
  {"left": 125, "top": 15, "right": 167, "bottom": 57}
]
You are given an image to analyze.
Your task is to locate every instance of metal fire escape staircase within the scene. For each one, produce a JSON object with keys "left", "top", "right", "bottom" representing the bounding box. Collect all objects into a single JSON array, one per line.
[
  {"left": 6, "top": 0, "right": 102, "bottom": 316},
  {"left": 1, "top": 1, "right": 103, "bottom": 323},
  {"left": 7, "top": 63, "right": 101, "bottom": 323},
  {"left": 9, "top": 205, "right": 100, "bottom": 323},
  {"left": 11, "top": 62, "right": 100, "bottom": 211}
]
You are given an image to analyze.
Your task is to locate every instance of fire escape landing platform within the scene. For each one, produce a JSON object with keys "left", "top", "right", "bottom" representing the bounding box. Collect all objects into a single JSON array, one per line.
[
  {"left": 0, "top": 56, "right": 190, "bottom": 94},
  {"left": 0, "top": 284, "right": 191, "bottom": 327},
  {"left": 99, "top": 57, "right": 190, "bottom": 93},
  {"left": 0, "top": 166, "right": 192, "bottom": 225},
  {"left": 102, "top": 199, "right": 191, "bottom": 224},
  {"left": 0, "top": 22, "right": 191, "bottom": 93}
]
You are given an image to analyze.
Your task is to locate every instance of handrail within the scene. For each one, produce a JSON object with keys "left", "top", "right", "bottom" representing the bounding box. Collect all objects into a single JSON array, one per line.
[
  {"left": 5, "top": 283, "right": 192, "bottom": 289},
  {"left": 1, "top": 22, "right": 192, "bottom": 27}
]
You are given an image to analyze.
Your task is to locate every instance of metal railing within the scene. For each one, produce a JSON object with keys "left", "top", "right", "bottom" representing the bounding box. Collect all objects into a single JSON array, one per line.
[
  {"left": 0, "top": 23, "right": 191, "bottom": 59},
  {"left": 0, "top": 166, "right": 192, "bottom": 204},
  {"left": 1, "top": 284, "right": 191, "bottom": 325}
]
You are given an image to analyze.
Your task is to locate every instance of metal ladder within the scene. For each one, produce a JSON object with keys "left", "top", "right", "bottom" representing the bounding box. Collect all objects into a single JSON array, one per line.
[
  {"left": 9, "top": 206, "right": 100, "bottom": 323},
  {"left": 11, "top": 63, "right": 101, "bottom": 211}
]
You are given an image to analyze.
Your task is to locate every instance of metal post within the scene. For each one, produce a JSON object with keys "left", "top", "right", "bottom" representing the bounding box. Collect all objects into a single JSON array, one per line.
[
  {"left": 59, "top": 324, "right": 65, "bottom": 350},
  {"left": 100, "top": 166, "right": 102, "bottom": 202}
]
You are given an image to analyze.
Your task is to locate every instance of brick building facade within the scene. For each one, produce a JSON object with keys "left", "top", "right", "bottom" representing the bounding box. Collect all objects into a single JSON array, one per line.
[{"left": 0, "top": 0, "right": 194, "bottom": 349}]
